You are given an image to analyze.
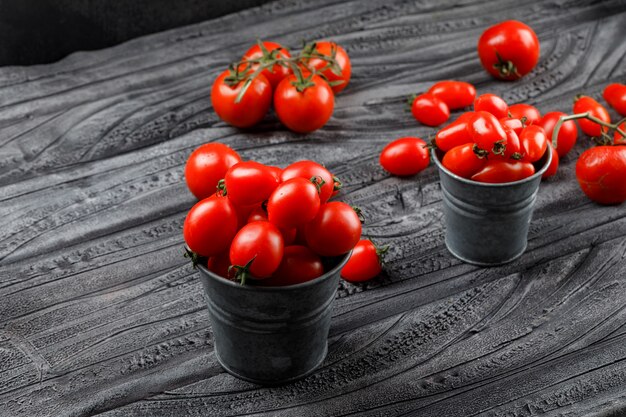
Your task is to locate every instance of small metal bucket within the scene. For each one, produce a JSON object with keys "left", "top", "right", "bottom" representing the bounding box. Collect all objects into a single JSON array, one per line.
[
  {"left": 197, "top": 253, "right": 350, "bottom": 385},
  {"left": 432, "top": 148, "right": 551, "bottom": 266}
]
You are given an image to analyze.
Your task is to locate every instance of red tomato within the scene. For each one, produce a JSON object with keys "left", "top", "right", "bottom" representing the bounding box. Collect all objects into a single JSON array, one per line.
[
  {"left": 508, "top": 103, "right": 541, "bottom": 125},
  {"left": 615, "top": 122, "right": 626, "bottom": 145},
  {"left": 305, "top": 202, "right": 362, "bottom": 256},
  {"left": 379, "top": 137, "right": 430, "bottom": 176},
  {"left": 428, "top": 81, "right": 476, "bottom": 110},
  {"left": 341, "top": 240, "right": 385, "bottom": 283},
  {"left": 499, "top": 125, "right": 522, "bottom": 159},
  {"left": 230, "top": 221, "right": 284, "bottom": 280},
  {"left": 267, "top": 165, "right": 283, "bottom": 182},
  {"left": 477, "top": 20, "right": 540, "bottom": 80},
  {"left": 467, "top": 111, "right": 507, "bottom": 154},
  {"left": 471, "top": 160, "right": 536, "bottom": 183},
  {"left": 576, "top": 146, "right": 626, "bottom": 205},
  {"left": 539, "top": 111, "right": 578, "bottom": 157},
  {"left": 411, "top": 93, "right": 450, "bottom": 126},
  {"left": 302, "top": 41, "right": 351, "bottom": 93},
  {"left": 603, "top": 83, "right": 626, "bottom": 116},
  {"left": 274, "top": 74, "right": 334, "bottom": 133},
  {"left": 207, "top": 251, "right": 232, "bottom": 279},
  {"left": 261, "top": 246, "right": 324, "bottom": 286},
  {"left": 183, "top": 194, "right": 238, "bottom": 257},
  {"left": 442, "top": 143, "right": 488, "bottom": 179},
  {"left": 223, "top": 161, "right": 280, "bottom": 207},
  {"left": 474, "top": 94, "right": 509, "bottom": 119},
  {"left": 434, "top": 112, "right": 475, "bottom": 151},
  {"left": 281, "top": 160, "right": 335, "bottom": 203},
  {"left": 211, "top": 70, "right": 272, "bottom": 128},
  {"left": 242, "top": 41, "right": 292, "bottom": 89},
  {"left": 247, "top": 206, "right": 296, "bottom": 245},
  {"left": 499, "top": 117, "right": 524, "bottom": 136},
  {"left": 267, "top": 178, "right": 321, "bottom": 228},
  {"left": 184, "top": 143, "right": 241, "bottom": 200},
  {"left": 520, "top": 125, "right": 548, "bottom": 162},
  {"left": 573, "top": 95, "right": 611, "bottom": 137},
  {"left": 542, "top": 145, "right": 559, "bottom": 179}
]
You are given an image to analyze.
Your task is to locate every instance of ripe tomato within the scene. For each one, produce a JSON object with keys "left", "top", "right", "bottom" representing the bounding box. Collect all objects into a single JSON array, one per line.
[
  {"left": 442, "top": 143, "right": 488, "bottom": 179},
  {"left": 379, "top": 137, "right": 430, "bottom": 176},
  {"left": 267, "top": 178, "right": 321, "bottom": 228},
  {"left": 211, "top": 69, "right": 272, "bottom": 128},
  {"left": 508, "top": 103, "right": 541, "bottom": 125},
  {"left": 499, "top": 117, "right": 524, "bottom": 136},
  {"left": 184, "top": 143, "right": 241, "bottom": 200},
  {"left": 274, "top": 74, "right": 334, "bottom": 133},
  {"left": 474, "top": 94, "right": 509, "bottom": 119},
  {"left": 230, "top": 221, "right": 284, "bottom": 280},
  {"left": 467, "top": 111, "right": 507, "bottom": 154},
  {"left": 183, "top": 194, "right": 238, "bottom": 257},
  {"left": 428, "top": 80, "right": 476, "bottom": 110},
  {"left": 520, "top": 125, "right": 548, "bottom": 162},
  {"left": 615, "top": 122, "right": 626, "bottom": 145},
  {"left": 573, "top": 95, "right": 610, "bottom": 137},
  {"left": 341, "top": 240, "right": 386, "bottom": 283},
  {"left": 603, "top": 83, "right": 626, "bottom": 116},
  {"left": 302, "top": 41, "right": 351, "bottom": 93},
  {"left": 247, "top": 206, "right": 296, "bottom": 245},
  {"left": 576, "top": 146, "right": 626, "bottom": 205},
  {"left": 471, "top": 160, "right": 535, "bottom": 183},
  {"left": 411, "top": 93, "right": 450, "bottom": 126},
  {"left": 281, "top": 160, "right": 335, "bottom": 203},
  {"left": 267, "top": 165, "right": 283, "bottom": 182},
  {"left": 477, "top": 20, "right": 540, "bottom": 80},
  {"left": 434, "top": 112, "right": 475, "bottom": 151},
  {"left": 207, "top": 251, "right": 232, "bottom": 279},
  {"left": 242, "top": 41, "right": 291, "bottom": 89},
  {"left": 305, "top": 202, "right": 362, "bottom": 256},
  {"left": 542, "top": 145, "right": 559, "bottom": 179},
  {"left": 223, "top": 161, "right": 280, "bottom": 207},
  {"left": 261, "top": 246, "right": 324, "bottom": 286},
  {"left": 539, "top": 111, "right": 578, "bottom": 157},
  {"left": 499, "top": 125, "right": 522, "bottom": 159}
]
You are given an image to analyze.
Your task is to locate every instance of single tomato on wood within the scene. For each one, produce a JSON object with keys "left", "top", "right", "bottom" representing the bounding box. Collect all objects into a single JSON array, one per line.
[
  {"left": 341, "top": 239, "right": 387, "bottom": 283},
  {"left": 380, "top": 137, "right": 430, "bottom": 176},
  {"left": 576, "top": 146, "right": 626, "bottom": 205},
  {"left": 411, "top": 93, "right": 450, "bottom": 126}
]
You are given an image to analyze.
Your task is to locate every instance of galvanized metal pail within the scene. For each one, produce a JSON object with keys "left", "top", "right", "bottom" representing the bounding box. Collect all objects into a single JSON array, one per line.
[
  {"left": 197, "top": 253, "right": 350, "bottom": 385},
  {"left": 432, "top": 148, "right": 551, "bottom": 266}
]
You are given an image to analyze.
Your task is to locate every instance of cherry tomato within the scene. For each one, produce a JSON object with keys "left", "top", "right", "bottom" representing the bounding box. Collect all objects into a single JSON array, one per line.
[
  {"left": 576, "top": 146, "right": 626, "bottom": 205},
  {"left": 261, "top": 246, "right": 324, "bottom": 286},
  {"left": 274, "top": 74, "right": 334, "bottom": 133},
  {"left": 467, "top": 111, "right": 507, "bottom": 154},
  {"left": 573, "top": 95, "right": 610, "bottom": 137},
  {"left": 499, "top": 117, "right": 524, "bottom": 136},
  {"left": 542, "top": 145, "right": 559, "bottom": 179},
  {"left": 603, "top": 83, "right": 626, "bottom": 116},
  {"left": 305, "top": 202, "right": 362, "bottom": 257},
  {"left": 184, "top": 143, "right": 241, "bottom": 200},
  {"left": 508, "top": 103, "right": 541, "bottom": 125},
  {"left": 211, "top": 70, "right": 272, "bottom": 128},
  {"left": 281, "top": 160, "right": 335, "bottom": 203},
  {"left": 477, "top": 20, "right": 540, "bottom": 80},
  {"left": 242, "top": 41, "right": 291, "bottom": 89},
  {"left": 223, "top": 161, "right": 280, "bottom": 207},
  {"left": 247, "top": 206, "right": 296, "bottom": 245},
  {"left": 499, "top": 125, "right": 522, "bottom": 159},
  {"left": 474, "top": 94, "right": 509, "bottom": 119},
  {"left": 302, "top": 41, "right": 351, "bottom": 93},
  {"left": 471, "top": 160, "right": 536, "bottom": 183},
  {"left": 230, "top": 221, "right": 284, "bottom": 280},
  {"left": 520, "top": 125, "right": 548, "bottom": 162},
  {"left": 615, "top": 122, "right": 626, "bottom": 145},
  {"left": 427, "top": 80, "right": 476, "bottom": 110},
  {"left": 207, "top": 251, "right": 232, "bottom": 279},
  {"left": 183, "top": 194, "right": 238, "bottom": 257},
  {"left": 539, "top": 111, "right": 578, "bottom": 157},
  {"left": 411, "top": 93, "right": 450, "bottom": 126},
  {"left": 434, "top": 112, "right": 475, "bottom": 151},
  {"left": 379, "top": 137, "right": 430, "bottom": 176},
  {"left": 267, "top": 165, "right": 283, "bottom": 182},
  {"left": 341, "top": 240, "right": 385, "bottom": 283},
  {"left": 267, "top": 178, "right": 321, "bottom": 228},
  {"left": 442, "top": 143, "right": 488, "bottom": 179}
]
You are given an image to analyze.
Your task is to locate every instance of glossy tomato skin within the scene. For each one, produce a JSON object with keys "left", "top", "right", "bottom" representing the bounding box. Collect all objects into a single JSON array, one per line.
[
  {"left": 274, "top": 74, "right": 334, "bottom": 133},
  {"left": 428, "top": 80, "right": 476, "bottom": 110},
  {"left": 184, "top": 194, "right": 239, "bottom": 257},
  {"left": 499, "top": 117, "right": 524, "bottom": 136},
  {"left": 185, "top": 143, "right": 241, "bottom": 200},
  {"left": 435, "top": 112, "right": 475, "bottom": 151},
  {"left": 411, "top": 93, "right": 450, "bottom": 126},
  {"left": 576, "top": 146, "right": 626, "bottom": 205},
  {"left": 211, "top": 70, "right": 272, "bottom": 128},
  {"left": 281, "top": 160, "right": 334, "bottom": 203},
  {"left": 208, "top": 251, "right": 232, "bottom": 279},
  {"left": 247, "top": 206, "right": 296, "bottom": 245},
  {"left": 615, "top": 122, "right": 626, "bottom": 145},
  {"left": 303, "top": 41, "right": 351, "bottom": 93},
  {"left": 573, "top": 96, "right": 611, "bottom": 137},
  {"left": 442, "top": 143, "right": 488, "bottom": 179},
  {"left": 230, "top": 221, "right": 284, "bottom": 279},
  {"left": 468, "top": 111, "right": 507, "bottom": 153},
  {"left": 242, "top": 41, "right": 291, "bottom": 88},
  {"left": 603, "top": 83, "right": 626, "bottom": 116},
  {"left": 267, "top": 178, "right": 321, "bottom": 228},
  {"left": 341, "top": 240, "right": 382, "bottom": 283},
  {"left": 261, "top": 246, "right": 324, "bottom": 286},
  {"left": 542, "top": 145, "right": 559, "bottom": 179},
  {"left": 379, "top": 137, "right": 430, "bottom": 176},
  {"left": 224, "top": 161, "right": 280, "bottom": 207},
  {"left": 477, "top": 20, "right": 540, "bottom": 80},
  {"left": 520, "top": 125, "right": 548, "bottom": 162},
  {"left": 499, "top": 125, "right": 522, "bottom": 159},
  {"left": 305, "top": 202, "right": 361, "bottom": 257},
  {"left": 539, "top": 111, "right": 578, "bottom": 157},
  {"left": 474, "top": 94, "right": 509, "bottom": 119},
  {"left": 508, "top": 103, "right": 541, "bottom": 125},
  {"left": 471, "top": 160, "right": 536, "bottom": 183}
]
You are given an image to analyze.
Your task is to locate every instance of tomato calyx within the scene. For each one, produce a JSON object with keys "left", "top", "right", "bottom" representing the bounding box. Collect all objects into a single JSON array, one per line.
[
  {"left": 216, "top": 179, "right": 227, "bottom": 196},
  {"left": 472, "top": 144, "right": 489, "bottom": 159},
  {"left": 333, "top": 176, "right": 343, "bottom": 192},
  {"left": 374, "top": 242, "right": 389, "bottom": 266},
  {"left": 352, "top": 206, "right": 366, "bottom": 223},
  {"left": 184, "top": 246, "right": 200, "bottom": 269},
  {"left": 228, "top": 256, "right": 257, "bottom": 286},
  {"left": 552, "top": 113, "right": 626, "bottom": 149},
  {"left": 492, "top": 140, "right": 507, "bottom": 156},
  {"left": 493, "top": 51, "right": 521, "bottom": 79}
]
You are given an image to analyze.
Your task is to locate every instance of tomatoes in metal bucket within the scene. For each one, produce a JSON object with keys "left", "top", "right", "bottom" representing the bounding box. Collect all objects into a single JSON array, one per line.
[{"left": 185, "top": 143, "right": 241, "bottom": 200}]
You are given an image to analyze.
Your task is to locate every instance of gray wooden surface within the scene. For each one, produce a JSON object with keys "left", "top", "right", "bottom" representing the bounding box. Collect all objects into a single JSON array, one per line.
[{"left": 1, "top": 0, "right": 626, "bottom": 416}]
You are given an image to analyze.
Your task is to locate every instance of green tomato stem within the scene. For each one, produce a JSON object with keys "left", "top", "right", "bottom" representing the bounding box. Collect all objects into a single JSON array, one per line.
[{"left": 551, "top": 112, "right": 626, "bottom": 148}]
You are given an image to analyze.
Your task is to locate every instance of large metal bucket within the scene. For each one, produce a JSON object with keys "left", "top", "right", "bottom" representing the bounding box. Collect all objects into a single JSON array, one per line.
[
  {"left": 432, "top": 148, "right": 551, "bottom": 266},
  {"left": 197, "top": 253, "right": 350, "bottom": 385}
]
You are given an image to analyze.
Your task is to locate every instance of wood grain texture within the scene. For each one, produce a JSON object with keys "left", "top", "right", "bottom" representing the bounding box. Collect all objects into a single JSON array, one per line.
[{"left": 1, "top": 0, "right": 626, "bottom": 416}]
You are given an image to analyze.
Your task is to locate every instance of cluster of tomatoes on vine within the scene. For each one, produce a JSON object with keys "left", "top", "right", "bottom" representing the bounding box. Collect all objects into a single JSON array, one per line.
[{"left": 211, "top": 39, "right": 351, "bottom": 133}]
